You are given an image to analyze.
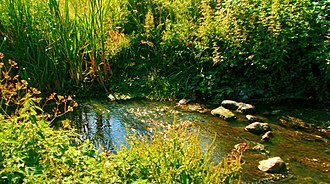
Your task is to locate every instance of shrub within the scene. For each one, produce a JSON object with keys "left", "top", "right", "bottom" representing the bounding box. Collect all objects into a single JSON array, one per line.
[
  {"left": 110, "top": 0, "right": 330, "bottom": 101},
  {"left": 181, "top": 0, "right": 329, "bottom": 99}
]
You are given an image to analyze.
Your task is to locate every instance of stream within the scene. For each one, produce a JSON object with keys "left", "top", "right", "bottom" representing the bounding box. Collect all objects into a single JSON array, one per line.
[{"left": 69, "top": 98, "right": 330, "bottom": 183}]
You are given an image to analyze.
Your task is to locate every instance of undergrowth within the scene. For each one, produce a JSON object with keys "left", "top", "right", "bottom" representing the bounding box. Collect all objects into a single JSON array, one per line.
[{"left": 0, "top": 0, "right": 329, "bottom": 101}]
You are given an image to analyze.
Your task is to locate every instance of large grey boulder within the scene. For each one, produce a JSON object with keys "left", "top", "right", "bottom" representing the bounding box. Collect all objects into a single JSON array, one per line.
[
  {"left": 245, "top": 122, "right": 271, "bottom": 134},
  {"left": 221, "top": 100, "right": 240, "bottom": 110},
  {"left": 258, "top": 157, "right": 287, "bottom": 173},
  {"left": 237, "top": 102, "right": 255, "bottom": 114},
  {"left": 211, "top": 106, "right": 235, "bottom": 120},
  {"left": 221, "top": 100, "right": 255, "bottom": 114}
]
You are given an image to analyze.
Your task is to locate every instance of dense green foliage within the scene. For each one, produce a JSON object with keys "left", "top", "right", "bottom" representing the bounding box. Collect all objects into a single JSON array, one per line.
[
  {"left": 0, "top": 54, "right": 242, "bottom": 183},
  {"left": 0, "top": 114, "right": 241, "bottom": 183},
  {"left": 0, "top": 0, "right": 329, "bottom": 101}
]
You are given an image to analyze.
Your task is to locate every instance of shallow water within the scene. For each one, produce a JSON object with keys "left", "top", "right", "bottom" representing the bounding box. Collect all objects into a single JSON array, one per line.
[{"left": 69, "top": 98, "right": 330, "bottom": 183}]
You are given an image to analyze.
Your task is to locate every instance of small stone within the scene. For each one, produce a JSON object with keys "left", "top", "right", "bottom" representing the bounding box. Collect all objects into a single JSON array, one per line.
[
  {"left": 246, "top": 115, "right": 257, "bottom": 121},
  {"left": 261, "top": 131, "right": 273, "bottom": 142},
  {"left": 245, "top": 122, "right": 271, "bottom": 134},
  {"left": 258, "top": 157, "right": 287, "bottom": 173},
  {"left": 178, "top": 98, "right": 189, "bottom": 105},
  {"left": 246, "top": 115, "right": 267, "bottom": 122},
  {"left": 176, "top": 96, "right": 197, "bottom": 106},
  {"left": 211, "top": 106, "right": 235, "bottom": 120}
]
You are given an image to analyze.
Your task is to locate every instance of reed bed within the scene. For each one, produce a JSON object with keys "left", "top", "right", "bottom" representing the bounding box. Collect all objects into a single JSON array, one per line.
[{"left": 1, "top": 0, "right": 127, "bottom": 93}]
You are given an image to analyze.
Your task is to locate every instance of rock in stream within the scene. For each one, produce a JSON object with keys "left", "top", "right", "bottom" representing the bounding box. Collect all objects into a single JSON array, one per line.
[
  {"left": 221, "top": 100, "right": 255, "bottom": 114},
  {"left": 211, "top": 106, "right": 235, "bottom": 120},
  {"left": 261, "top": 131, "right": 273, "bottom": 142},
  {"left": 245, "top": 122, "right": 271, "bottom": 134},
  {"left": 258, "top": 157, "right": 287, "bottom": 173}
]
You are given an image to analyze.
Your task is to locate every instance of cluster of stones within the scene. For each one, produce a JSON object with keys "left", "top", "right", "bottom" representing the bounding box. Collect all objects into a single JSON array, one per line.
[
  {"left": 176, "top": 98, "right": 288, "bottom": 175},
  {"left": 211, "top": 100, "right": 273, "bottom": 142},
  {"left": 211, "top": 99, "right": 287, "bottom": 174}
]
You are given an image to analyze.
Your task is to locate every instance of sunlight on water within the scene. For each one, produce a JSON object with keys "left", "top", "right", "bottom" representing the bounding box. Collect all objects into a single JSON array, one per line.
[{"left": 69, "top": 98, "right": 330, "bottom": 183}]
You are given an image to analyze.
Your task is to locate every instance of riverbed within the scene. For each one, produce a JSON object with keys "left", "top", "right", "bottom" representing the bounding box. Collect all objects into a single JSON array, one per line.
[{"left": 69, "top": 98, "right": 330, "bottom": 183}]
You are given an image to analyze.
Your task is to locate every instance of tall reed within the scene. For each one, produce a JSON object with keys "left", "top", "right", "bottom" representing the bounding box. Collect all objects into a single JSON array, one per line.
[{"left": 0, "top": 0, "right": 125, "bottom": 94}]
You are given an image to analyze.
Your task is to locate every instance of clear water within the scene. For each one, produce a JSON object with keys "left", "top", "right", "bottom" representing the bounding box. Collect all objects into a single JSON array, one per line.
[{"left": 69, "top": 98, "right": 330, "bottom": 183}]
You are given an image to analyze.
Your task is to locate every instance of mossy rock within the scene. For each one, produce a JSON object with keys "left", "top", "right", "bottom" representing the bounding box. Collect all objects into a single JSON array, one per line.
[{"left": 211, "top": 106, "right": 235, "bottom": 120}]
